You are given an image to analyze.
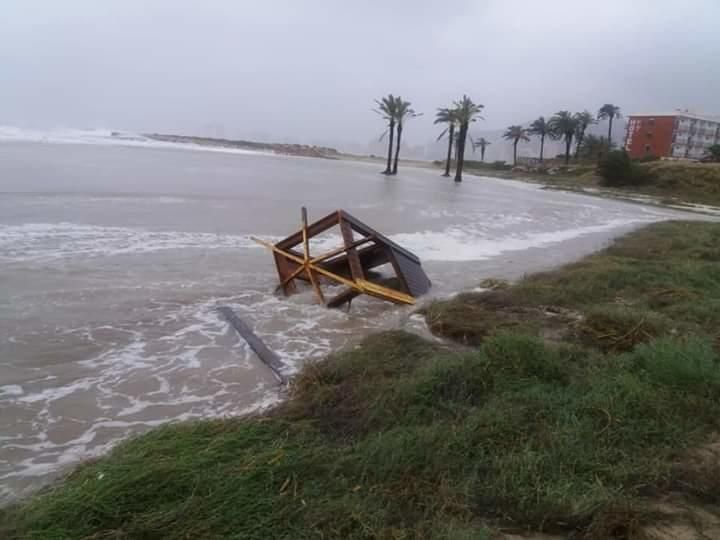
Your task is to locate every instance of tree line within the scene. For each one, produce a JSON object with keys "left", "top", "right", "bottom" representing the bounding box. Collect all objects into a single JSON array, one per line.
[
  {"left": 503, "top": 104, "right": 622, "bottom": 166},
  {"left": 376, "top": 95, "right": 622, "bottom": 181}
]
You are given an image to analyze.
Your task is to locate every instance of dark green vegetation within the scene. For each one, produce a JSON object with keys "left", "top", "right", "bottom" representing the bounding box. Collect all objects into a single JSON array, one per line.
[
  {"left": 548, "top": 111, "right": 579, "bottom": 165},
  {"left": 705, "top": 144, "right": 720, "bottom": 162},
  {"left": 434, "top": 107, "right": 458, "bottom": 177},
  {"left": 636, "top": 160, "right": 720, "bottom": 206},
  {"left": 528, "top": 116, "right": 549, "bottom": 163},
  {"left": 502, "top": 125, "right": 529, "bottom": 166},
  {"left": 374, "top": 95, "right": 419, "bottom": 176},
  {"left": 451, "top": 96, "right": 485, "bottom": 183},
  {"left": 429, "top": 96, "right": 485, "bottom": 182},
  {"left": 597, "top": 150, "right": 650, "bottom": 187},
  {"left": 3, "top": 222, "right": 720, "bottom": 539},
  {"left": 597, "top": 104, "right": 622, "bottom": 148},
  {"left": 458, "top": 156, "right": 720, "bottom": 208}
]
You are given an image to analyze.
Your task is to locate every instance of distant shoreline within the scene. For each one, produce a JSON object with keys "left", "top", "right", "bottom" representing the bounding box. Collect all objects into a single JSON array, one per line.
[{"left": 140, "top": 132, "right": 342, "bottom": 159}]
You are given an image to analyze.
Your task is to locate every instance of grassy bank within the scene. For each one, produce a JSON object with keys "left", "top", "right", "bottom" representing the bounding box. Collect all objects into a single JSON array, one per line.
[
  {"left": 3, "top": 222, "right": 720, "bottom": 539},
  {"left": 460, "top": 159, "right": 720, "bottom": 209}
]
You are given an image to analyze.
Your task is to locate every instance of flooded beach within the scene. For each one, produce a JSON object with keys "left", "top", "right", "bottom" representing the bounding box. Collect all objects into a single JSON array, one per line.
[{"left": 0, "top": 137, "right": 693, "bottom": 502}]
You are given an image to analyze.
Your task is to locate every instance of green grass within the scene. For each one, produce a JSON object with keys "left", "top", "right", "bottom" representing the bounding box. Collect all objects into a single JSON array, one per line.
[
  {"left": 3, "top": 221, "right": 720, "bottom": 539},
  {"left": 457, "top": 159, "right": 720, "bottom": 208}
]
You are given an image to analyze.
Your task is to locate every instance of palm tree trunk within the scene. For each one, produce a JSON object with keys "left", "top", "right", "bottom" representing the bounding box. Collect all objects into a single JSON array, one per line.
[
  {"left": 539, "top": 134, "right": 545, "bottom": 163},
  {"left": 384, "top": 120, "right": 394, "bottom": 174},
  {"left": 575, "top": 129, "right": 585, "bottom": 159},
  {"left": 443, "top": 124, "right": 454, "bottom": 177},
  {"left": 607, "top": 117, "right": 613, "bottom": 149},
  {"left": 481, "top": 145, "right": 486, "bottom": 163},
  {"left": 564, "top": 137, "right": 572, "bottom": 165},
  {"left": 392, "top": 124, "right": 402, "bottom": 175},
  {"left": 454, "top": 124, "right": 468, "bottom": 183},
  {"left": 513, "top": 140, "right": 518, "bottom": 166}
]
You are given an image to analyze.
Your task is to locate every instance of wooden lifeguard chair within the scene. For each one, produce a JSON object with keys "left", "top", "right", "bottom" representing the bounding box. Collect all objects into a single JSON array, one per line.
[{"left": 253, "top": 208, "right": 431, "bottom": 308}]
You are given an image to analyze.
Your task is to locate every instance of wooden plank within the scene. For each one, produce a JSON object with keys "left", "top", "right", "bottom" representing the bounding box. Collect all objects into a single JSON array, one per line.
[
  {"left": 326, "top": 287, "right": 361, "bottom": 308},
  {"left": 252, "top": 237, "right": 362, "bottom": 291},
  {"left": 218, "top": 306, "right": 287, "bottom": 385},
  {"left": 340, "top": 210, "right": 422, "bottom": 264},
  {"left": 301, "top": 207, "right": 311, "bottom": 261},
  {"left": 387, "top": 248, "right": 411, "bottom": 294},
  {"left": 356, "top": 279, "right": 415, "bottom": 305},
  {"left": 339, "top": 217, "right": 364, "bottom": 280},
  {"left": 307, "top": 269, "right": 325, "bottom": 304},
  {"left": 323, "top": 244, "right": 390, "bottom": 277},
  {"left": 393, "top": 250, "right": 432, "bottom": 296},
  {"left": 274, "top": 264, "right": 305, "bottom": 293},
  {"left": 310, "top": 236, "right": 374, "bottom": 264},
  {"left": 276, "top": 210, "right": 340, "bottom": 250},
  {"left": 273, "top": 252, "right": 297, "bottom": 294},
  {"left": 301, "top": 207, "right": 325, "bottom": 304}
]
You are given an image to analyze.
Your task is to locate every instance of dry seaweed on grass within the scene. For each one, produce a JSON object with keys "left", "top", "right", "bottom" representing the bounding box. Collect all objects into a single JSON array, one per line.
[
  {"left": 645, "top": 287, "right": 700, "bottom": 309},
  {"left": 424, "top": 290, "right": 578, "bottom": 347},
  {"left": 573, "top": 306, "right": 672, "bottom": 353},
  {"left": 479, "top": 278, "right": 511, "bottom": 290},
  {"left": 669, "top": 437, "right": 720, "bottom": 504},
  {"left": 581, "top": 502, "right": 656, "bottom": 540}
]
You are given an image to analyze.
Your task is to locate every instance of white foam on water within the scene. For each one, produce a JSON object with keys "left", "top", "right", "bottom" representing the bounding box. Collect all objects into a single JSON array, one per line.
[
  {"left": 391, "top": 217, "right": 658, "bottom": 262},
  {"left": 0, "top": 126, "right": 270, "bottom": 157},
  {"left": 0, "top": 212, "right": 666, "bottom": 266},
  {"left": 0, "top": 385, "right": 23, "bottom": 397},
  {"left": 0, "top": 222, "right": 280, "bottom": 262},
  {"left": 0, "top": 288, "right": 387, "bottom": 502},
  {"left": 0, "top": 198, "right": 682, "bottom": 502}
]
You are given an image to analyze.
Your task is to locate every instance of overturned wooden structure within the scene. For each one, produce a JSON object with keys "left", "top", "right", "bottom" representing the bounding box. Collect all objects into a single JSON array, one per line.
[{"left": 253, "top": 208, "right": 431, "bottom": 308}]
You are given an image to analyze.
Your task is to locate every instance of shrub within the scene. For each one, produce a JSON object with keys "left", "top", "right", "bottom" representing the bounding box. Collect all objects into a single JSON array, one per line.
[
  {"left": 491, "top": 160, "right": 510, "bottom": 170},
  {"left": 703, "top": 144, "right": 720, "bottom": 162},
  {"left": 597, "top": 150, "right": 651, "bottom": 187}
]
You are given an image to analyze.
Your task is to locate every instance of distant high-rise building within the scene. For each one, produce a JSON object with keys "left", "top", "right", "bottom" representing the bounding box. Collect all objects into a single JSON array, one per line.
[{"left": 625, "top": 111, "right": 720, "bottom": 160}]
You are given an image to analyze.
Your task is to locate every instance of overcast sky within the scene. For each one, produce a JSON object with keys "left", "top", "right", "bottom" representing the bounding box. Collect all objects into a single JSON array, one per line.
[{"left": 2, "top": 0, "right": 719, "bottom": 146}]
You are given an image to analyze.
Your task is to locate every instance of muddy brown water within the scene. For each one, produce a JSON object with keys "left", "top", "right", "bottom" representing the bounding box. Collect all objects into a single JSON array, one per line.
[{"left": 0, "top": 137, "right": 699, "bottom": 502}]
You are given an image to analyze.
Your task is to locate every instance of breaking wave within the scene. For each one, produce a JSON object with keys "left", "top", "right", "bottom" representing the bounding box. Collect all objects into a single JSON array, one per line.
[{"left": 0, "top": 126, "right": 268, "bottom": 156}]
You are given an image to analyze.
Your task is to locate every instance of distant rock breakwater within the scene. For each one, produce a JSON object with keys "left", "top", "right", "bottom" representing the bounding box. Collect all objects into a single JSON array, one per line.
[{"left": 140, "top": 133, "right": 341, "bottom": 159}]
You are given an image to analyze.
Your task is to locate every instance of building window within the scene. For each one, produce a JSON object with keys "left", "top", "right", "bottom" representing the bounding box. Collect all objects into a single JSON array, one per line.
[
  {"left": 648, "top": 118, "right": 655, "bottom": 126},
  {"left": 646, "top": 132, "right": 653, "bottom": 138},
  {"left": 644, "top": 144, "right": 652, "bottom": 154}
]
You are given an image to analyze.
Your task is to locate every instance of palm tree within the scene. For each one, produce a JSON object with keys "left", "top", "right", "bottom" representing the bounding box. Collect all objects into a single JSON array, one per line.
[
  {"left": 576, "top": 134, "right": 609, "bottom": 161},
  {"left": 548, "top": 111, "right": 579, "bottom": 165},
  {"left": 452, "top": 95, "right": 484, "bottom": 182},
  {"left": 374, "top": 94, "right": 397, "bottom": 175},
  {"left": 528, "top": 116, "right": 549, "bottom": 163},
  {"left": 476, "top": 137, "right": 491, "bottom": 162},
  {"left": 434, "top": 107, "right": 458, "bottom": 177},
  {"left": 503, "top": 125, "right": 530, "bottom": 166},
  {"left": 597, "top": 104, "right": 622, "bottom": 149},
  {"left": 573, "top": 110, "right": 595, "bottom": 158},
  {"left": 391, "top": 97, "right": 419, "bottom": 175}
]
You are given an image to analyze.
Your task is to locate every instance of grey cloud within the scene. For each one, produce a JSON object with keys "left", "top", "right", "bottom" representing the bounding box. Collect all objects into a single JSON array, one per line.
[{"left": 2, "top": 0, "right": 719, "bottom": 151}]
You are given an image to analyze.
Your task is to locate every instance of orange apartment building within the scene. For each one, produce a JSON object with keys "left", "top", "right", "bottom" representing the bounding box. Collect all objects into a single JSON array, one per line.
[{"left": 624, "top": 111, "right": 720, "bottom": 160}]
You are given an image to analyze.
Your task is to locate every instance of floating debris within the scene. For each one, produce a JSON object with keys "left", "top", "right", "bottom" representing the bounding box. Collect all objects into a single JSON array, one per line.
[{"left": 253, "top": 208, "right": 431, "bottom": 308}]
